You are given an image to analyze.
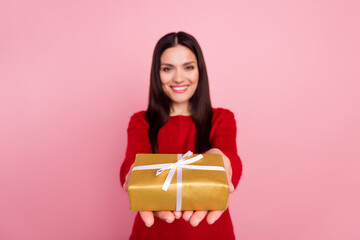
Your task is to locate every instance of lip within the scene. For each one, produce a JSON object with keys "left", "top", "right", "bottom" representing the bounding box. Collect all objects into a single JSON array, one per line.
[{"left": 170, "top": 85, "right": 189, "bottom": 93}]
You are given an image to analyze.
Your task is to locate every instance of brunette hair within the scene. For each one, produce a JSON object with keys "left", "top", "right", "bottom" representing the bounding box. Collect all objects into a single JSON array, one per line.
[{"left": 146, "top": 31, "right": 213, "bottom": 153}]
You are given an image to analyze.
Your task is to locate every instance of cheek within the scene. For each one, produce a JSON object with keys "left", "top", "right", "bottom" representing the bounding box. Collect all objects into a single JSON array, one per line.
[
  {"left": 160, "top": 74, "right": 171, "bottom": 85},
  {"left": 189, "top": 70, "right": 199, "bottom": 83},
  {"left": 192, "top": 81, "right": 199, "bottom": 91},
  {"left": 190, "top": 73, "right": 199, "bottom": 84}
]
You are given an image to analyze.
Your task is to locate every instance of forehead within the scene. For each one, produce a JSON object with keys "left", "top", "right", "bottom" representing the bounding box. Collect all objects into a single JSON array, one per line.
[{"left": 160, "top": 45, "right": 197, "bottom": 64}]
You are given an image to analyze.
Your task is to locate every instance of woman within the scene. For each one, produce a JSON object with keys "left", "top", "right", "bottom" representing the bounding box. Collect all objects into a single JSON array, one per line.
[{"left": 120, "top": 31, "right": 242, "bottom": 239}]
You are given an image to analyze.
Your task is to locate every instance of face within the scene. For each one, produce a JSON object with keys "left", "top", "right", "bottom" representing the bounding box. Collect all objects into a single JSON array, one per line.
[{"left": 159, "top": 45, "right": 199, "bottom": 110}]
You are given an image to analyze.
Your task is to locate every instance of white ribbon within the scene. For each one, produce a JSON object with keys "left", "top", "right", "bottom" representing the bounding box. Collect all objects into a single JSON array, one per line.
[{"left": 132, "top": 150, "right": 225, "bottom": 211}]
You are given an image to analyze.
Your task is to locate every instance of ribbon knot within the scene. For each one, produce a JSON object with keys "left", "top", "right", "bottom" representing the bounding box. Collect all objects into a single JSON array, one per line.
[
  {"left": 155, "top": 151, "right": 203, "bottom": 191},
  {"left": 155, "top": 151, "right": 195, "bottom": 176},
  {"left": 155, "top": 161, "right": 180, "bottom": 176}
]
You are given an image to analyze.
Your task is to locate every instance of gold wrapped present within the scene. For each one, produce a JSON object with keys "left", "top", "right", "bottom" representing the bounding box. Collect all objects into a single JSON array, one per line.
[{"left": 128, "top": 151, "right": 229, "bottom": 211}]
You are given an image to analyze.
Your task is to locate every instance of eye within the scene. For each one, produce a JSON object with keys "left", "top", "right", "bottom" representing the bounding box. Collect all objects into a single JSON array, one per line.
[
  {"left": 162, "top": 67, "right": 172, "bottom": 72},
  {"left": 186, "top": 65, "right": 194, "bottom": 70}
]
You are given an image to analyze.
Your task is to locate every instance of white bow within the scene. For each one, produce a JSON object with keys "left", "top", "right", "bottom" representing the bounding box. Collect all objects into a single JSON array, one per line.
[{"left": 155, "top": 151, "right": 203, "bottom": 191}]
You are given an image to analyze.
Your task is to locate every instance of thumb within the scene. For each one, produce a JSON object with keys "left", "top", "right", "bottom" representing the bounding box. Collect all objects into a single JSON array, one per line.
[
  {"left": 229, "top": 181, "right": 234, "bottom": 193},
  {"left": 123, "top": 163, "right": 134, "bottom": 192}
]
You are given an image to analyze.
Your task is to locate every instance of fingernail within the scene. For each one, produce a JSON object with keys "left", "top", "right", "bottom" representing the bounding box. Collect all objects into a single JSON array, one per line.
[
  {"left": 173, "top": 212, "right": 180, "bottom": 219},
  {"left": 208, "top": 218, "right": 215, "bottom": 225},
  {"left": 230, "top": 182, "right": 234, "bottom": 192},
  {"left": 166, "top": 218, "right": 173, "bottom": 223},
  {"left": 192, "top": 221, "right": 199, "bottom": 227},
  {"left": 145, "top": 221, "right": 152, "bottom": 227}
]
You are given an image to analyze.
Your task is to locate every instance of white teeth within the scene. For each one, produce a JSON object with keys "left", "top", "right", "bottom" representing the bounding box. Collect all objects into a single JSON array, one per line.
[{"left": 172, "top": 86, "right": 188, "bottom": 91}]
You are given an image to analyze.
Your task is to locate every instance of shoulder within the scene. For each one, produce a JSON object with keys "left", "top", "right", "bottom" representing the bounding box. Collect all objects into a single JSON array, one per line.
[
  {"left": 128, "top": 110, "right": 149, "bottom": 129},
  {"left": 212, "top": 108, "right": 235, "bottom": 123},
  {"left": 131, "top": 110, "right": 147, "bottom": 119},
  {"left": 210, "top": 108, "right": 237, "bottom": 136}
]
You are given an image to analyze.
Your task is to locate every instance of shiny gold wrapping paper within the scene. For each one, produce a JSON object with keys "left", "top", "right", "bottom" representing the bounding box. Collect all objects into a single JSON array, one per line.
[{"left": 128, "top": 153, "right": 229, "bottom": 211}]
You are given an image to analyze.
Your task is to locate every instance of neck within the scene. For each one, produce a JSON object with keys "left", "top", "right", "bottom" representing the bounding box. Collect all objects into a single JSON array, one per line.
[{"left": 170, "top": 102, "right": 191, "bottom": 116}]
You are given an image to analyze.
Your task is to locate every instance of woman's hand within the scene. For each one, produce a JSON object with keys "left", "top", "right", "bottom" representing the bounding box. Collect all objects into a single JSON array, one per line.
[
  {"left": 182, "top": 148, "right": 234, "bottom": 227},
  {"left": 138, "top": 211, "right": 181, "bottom": 227},
  {"left": 123, "top": 164, "right": 182, "bottom": 227},
  {"left": 205, "top": 148, "right": 234, "bottom": 193}
]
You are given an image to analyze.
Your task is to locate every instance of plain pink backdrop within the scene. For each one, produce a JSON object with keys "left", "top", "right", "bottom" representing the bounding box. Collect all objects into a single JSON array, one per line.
[{"left": 1, "top": 0, "right": 359, "bottom": 239}]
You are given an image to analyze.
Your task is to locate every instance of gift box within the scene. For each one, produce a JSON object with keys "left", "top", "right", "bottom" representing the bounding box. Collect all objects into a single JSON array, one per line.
[{"left": 128, "top": 151, "right": 229, "bottom": 211}]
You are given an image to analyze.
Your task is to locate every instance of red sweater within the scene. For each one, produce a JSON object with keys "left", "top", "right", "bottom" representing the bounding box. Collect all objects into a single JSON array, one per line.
[{"left": 120, "top": 108, "right": 242, "bottom": 240}]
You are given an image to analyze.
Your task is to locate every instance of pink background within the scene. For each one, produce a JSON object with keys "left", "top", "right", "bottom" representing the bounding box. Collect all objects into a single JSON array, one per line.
[{"left": 1, "top": 0, "right": 359, "bottom": 239}]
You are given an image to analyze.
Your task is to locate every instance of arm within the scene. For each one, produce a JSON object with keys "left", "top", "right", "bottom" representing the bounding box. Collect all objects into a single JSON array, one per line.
[
  {"left": 183, "top": 109, "right": 243, "bottom": 226},
  {"left": 120, "top": 112, "right": 180, "bottom": 226},
  {"left": 209, "top": 109, "right": 242, "bottom": 189},
  {"left": 120, "top": 112, "right": 152, "bottom": 187}
]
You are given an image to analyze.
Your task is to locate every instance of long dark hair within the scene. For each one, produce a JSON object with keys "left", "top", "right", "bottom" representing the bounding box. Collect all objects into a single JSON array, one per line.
[{"left": 146, "top": 31, "right": 213, "bottom": 153}]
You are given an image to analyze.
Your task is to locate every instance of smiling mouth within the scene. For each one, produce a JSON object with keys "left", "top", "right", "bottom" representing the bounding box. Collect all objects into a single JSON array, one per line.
[{"left": 171, "top": 85, "right": 189, "bottom": 93}]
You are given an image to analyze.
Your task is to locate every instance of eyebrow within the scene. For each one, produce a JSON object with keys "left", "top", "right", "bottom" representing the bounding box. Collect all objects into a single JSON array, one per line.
[{"left": 160, "top": 61, "right": 197, "bottom": 66}]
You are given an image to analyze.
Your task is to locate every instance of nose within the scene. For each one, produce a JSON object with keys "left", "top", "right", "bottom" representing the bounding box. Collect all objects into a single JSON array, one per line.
[{"left": 173, "top": 69, "right": 185, "bottom": 84}]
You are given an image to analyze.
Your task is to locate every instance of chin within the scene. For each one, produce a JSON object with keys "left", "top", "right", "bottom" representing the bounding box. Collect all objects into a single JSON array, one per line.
[{"left": 171, "top": 100, "right": 189, "bottom": 104}]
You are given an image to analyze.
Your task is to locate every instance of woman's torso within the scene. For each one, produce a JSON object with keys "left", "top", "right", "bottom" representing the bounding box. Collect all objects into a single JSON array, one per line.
[{"left": 128, "top": 109, "right": 236, "bottom": 240}]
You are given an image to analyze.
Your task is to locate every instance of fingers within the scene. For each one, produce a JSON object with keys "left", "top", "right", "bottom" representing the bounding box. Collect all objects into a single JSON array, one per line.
[
  {"left": 189, "top": 210, "right": 208, "bottom": 227},
  {"left": 182, "top": 210, "right": 194, "bottom": 221},
  {"left": 140, "top": 210, "right": 223, "bottom": 227},
  {"left": 173, "top": 211, "right": 182, "bottom": 219},
  {"left": 141, "top": 211, "right": 177, "bottom": 227},
  {"left": 154, "top": 211, "right": 175, "bottom": 223},
  {"left": 139, "top": 211, "right": 154, "bottom": 227},
  {"left": 206, "top": 210, "right": 224, "bottom": 225}
]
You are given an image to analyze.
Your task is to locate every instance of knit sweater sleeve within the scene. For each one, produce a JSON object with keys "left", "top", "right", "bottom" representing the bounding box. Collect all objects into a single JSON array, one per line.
[
  {"left": 120, "top": 111, "right": 152, "bottom": 187},
  {"left": 210, "top": 108, "right": 243, "bottom": 189}
]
